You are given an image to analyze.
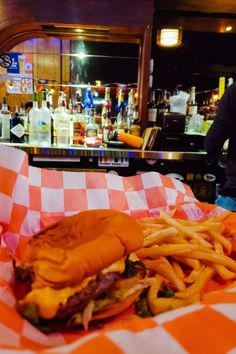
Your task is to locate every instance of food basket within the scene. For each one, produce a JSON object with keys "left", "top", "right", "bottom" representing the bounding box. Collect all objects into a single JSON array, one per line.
[{"left": 1, "top": 145, "right": 236, "bottom": 354}]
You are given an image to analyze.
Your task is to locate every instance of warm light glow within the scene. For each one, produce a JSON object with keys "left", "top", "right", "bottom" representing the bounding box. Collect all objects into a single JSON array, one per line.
[
  {"left": 95, "top": 80, "right": 101, "bottom": 87},
  {"left": 225, "top": 26, "right": 232, "bottom": 32},
  {"left": 157, "top": 28, "right": 182, "bottom": 47},
  {"left": 213, "top": 94, "right": 219, "bottom": 102},
  {"left": 75, "top": 28, "right": 83, "bottom": 33}
]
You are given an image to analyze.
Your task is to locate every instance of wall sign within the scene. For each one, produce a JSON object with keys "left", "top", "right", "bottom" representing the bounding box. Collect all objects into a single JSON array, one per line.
[
  {"left": 0, "top": 52, "right": 33, "bottom": 94},
  {"left": 6, "top": 76, "right": 33, "bottom": 94},
  {"left": 0, "top": 54, "right": 12, "bottom": 68}
]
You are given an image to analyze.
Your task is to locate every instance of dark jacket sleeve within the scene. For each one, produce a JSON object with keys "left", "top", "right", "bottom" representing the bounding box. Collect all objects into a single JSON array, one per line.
[{"left": 204, "top": 83, "right": 236, "bottom": 162}]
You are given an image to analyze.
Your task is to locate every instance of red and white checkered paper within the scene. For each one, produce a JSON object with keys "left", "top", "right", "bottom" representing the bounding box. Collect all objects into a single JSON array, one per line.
[{"left": 1, "top": 145, "right": 236, "bottom": 354}]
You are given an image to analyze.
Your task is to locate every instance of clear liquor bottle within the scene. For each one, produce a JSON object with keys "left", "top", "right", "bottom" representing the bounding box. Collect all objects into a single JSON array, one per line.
[
  {"left": 38, "top": 90, "right": 51, "bottom": 146},
  {"left": 85, "top": 107, "right": 99, "bottom": 146},
  {"left": 54, "top": 98, "right": 70, "bottom": 146},
  {"left": 29, "top": 91, "right": 39, "bottom": 145}
]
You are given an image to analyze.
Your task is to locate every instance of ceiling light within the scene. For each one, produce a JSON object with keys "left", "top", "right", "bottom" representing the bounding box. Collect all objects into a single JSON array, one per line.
[{"left": 156, "top": 28, "right": 182, "bottom": 48}]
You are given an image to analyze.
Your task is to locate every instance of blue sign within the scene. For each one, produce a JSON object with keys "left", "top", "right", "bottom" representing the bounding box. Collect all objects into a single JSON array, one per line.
[{"left": 7, "top": 52, "right": 21, "bottom": 74}]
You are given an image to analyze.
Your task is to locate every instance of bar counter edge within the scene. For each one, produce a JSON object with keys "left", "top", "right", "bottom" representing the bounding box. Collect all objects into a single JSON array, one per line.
[{"left": 0, "top": 143, "right": 211, "bottom": 161}]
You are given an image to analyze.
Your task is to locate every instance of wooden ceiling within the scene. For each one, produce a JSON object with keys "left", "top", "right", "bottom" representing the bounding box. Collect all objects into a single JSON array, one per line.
[
  {"left": 155, "top": 0, "right": 236, "bottom": 14},
  {"left": 155, "top": 0, "right": 236, "bottom": 33}
]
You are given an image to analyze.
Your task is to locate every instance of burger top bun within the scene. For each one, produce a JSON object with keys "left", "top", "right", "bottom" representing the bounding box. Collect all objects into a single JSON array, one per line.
[{"left": 25, "top": 210, "right": 144, "bottom": 289}]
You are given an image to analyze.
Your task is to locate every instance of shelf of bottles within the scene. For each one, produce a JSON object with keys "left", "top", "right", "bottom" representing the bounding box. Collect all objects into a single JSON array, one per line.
[
  {"left": 147, "top": 84, "right": 220, "bottom": 134},
  {"left": 0, "top": 77, "right": 227, "bottom": 153},
  {"left": 0, "top": 84, "right": 142, "bottom": 148}
]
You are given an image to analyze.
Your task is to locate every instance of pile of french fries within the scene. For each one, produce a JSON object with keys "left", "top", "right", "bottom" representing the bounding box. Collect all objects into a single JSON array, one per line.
[{"left": 134, "top": 209, "right": 236, "bottom": 315}]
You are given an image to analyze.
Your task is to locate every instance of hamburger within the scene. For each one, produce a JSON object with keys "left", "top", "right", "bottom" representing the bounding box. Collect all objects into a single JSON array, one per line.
[{"left": 14, "top": 209, "right": 147, "bottom": 332}]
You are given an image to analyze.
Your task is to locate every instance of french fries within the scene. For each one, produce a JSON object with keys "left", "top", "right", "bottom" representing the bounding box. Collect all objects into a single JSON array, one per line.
[{"left": 135, "top": 208, "right": 236, "bottom": 316}]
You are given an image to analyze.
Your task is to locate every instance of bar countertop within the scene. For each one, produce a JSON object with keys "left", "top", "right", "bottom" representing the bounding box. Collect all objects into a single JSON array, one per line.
[{"left": 0, "top": 142, "right": 211, "bottom": 161}]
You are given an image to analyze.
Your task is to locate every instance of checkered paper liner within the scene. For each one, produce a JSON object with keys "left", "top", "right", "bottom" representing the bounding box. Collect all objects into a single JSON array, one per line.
[{"left": 1, "top": 145, "right": 236, "bottom": 354}]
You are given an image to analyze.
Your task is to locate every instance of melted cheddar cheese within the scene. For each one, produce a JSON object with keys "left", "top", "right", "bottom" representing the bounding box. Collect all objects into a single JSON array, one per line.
[{"left": 20, "top": 258, "right": 125, "bottom": 319}]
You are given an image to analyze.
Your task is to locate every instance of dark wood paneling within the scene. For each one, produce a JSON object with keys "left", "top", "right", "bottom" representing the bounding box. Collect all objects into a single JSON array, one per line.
[
  {"left": 0, "top": 38, "right": 69, "bottom": 111},
  {"left": 0, "top": 0, "right": 154, "bottom": 53},
  {"left": 155, "top": 0, "right": 236, "bottom": 14},
  {"left": 156, "top": 15, "right": 236, "bottom": 34},
  {"left": 0, "top": 0, "right": 154, "bottom": 127}
]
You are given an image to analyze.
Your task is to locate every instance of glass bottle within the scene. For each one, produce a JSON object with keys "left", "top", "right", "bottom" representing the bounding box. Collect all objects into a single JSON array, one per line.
[
  {"left": 10, "top": 107, "right": 25, "bottom": 143},
  {"left": 19, "top": 102, "right": 29, "bottom": 143},
  {"left": 84, "top": 84, "right": 94, "bottom": 118},
  {"left": 187, "top": 86, "right": 198, "bottom": 116},
  {"left": 116, "top": 88, "right": 125, "bottom": 125},
  {"left": 116, "top": 106, "right": 127, "bottom": 134},
  {"left": 147, "top": 89, "right": 157, "bottom": 127},
  {"left": 85, "top": 107, "right": 99, "bottom": 146},
  {"left": 101, "top": 87, "right": 111, "bottom": 128},
  {"left": 127, "top": 88, "right": 136, "bottom": 131},
  {"left": 73, "top": 113, "right": 86, "bottom": 145},
  {"left": 75, "top": 88, "right": 83, "bottom": 115},
  {"left": 54, "top": 98, "right": 70, "bottom": 146},
  {"left": 29, "top": 91, "right": 39, "bottom": 145},
  {"left": 38, "top": 90, "right": 51, "bottom": 146},
  {"left": 102, "top": 115, "right": 113, "bottom": 143},
  {"left": 157, "top": 89, "right": 169, "bottom": 115},
  {"left": 0, "top": 97, "right": 11, "bottom": 141}
]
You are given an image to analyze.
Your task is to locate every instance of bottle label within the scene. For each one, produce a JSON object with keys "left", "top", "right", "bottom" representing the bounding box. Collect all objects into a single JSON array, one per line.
[
  {"left": 11, "top": 123, "right": 24, "bottom": 138},
  {"left": 103, "top": 128, "right": 110, "bottom": 142},
  {"left": 148, "top": 108, "right": 157, "bottom": 122},
  {"left": 158, "top": 108, "right": 168, "bottom": 114},
  {"left": 86, "top": 128, "right": 97, "bottom": 138},
  {"left": 73, "top": 121, "right": 85, "bottom": 144}
]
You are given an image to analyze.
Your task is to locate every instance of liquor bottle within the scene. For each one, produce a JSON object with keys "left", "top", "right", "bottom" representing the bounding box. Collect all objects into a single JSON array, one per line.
[
  {"left": 57, "top": 91, "right": 64, "bottom": 110},
  {"left": 10, "top": 108, "right": 25, "bottom": 143},
  {"left": 75, "top": 89, "right": 83, "bottom": 115},
  {"left": 147, "top": 89, "right": 157, "bottom": 127},
  {"left": 54, "top": 98, "right": 70, "bottom": 146},
  {"left": 19, "top": 103, "right": 29, "bottom": 142},
  {"left": 157, "top": 89, "right": 169, "bottom": 115},
  {"left": 101, "top": 87, "right": 112, "bottom": 128},
  {"left": 29, "top": 91, "right": 39, "bottom": 145},
  {"left": 68, "top": 98, "right": 73, "bottom": 113},
  {"left": 102, "top": 115, "right": 113, "bottom": 143},
  {"left": 116, "top": 106, "right": 127, "bottom": 134},
  {"left": 0, "top": 97, "right": 10, "bottom": 141},
  {"left": 187, "top": 86, "right": 198, "bottom": 116},
  {"left": 38, "top": 90, "right": 51, "bottom": 146},
  {"left": 84, "top": 84, "right": 94, "bottom": 117},
  {"left": 73, "top": 113, "right": 86, "bottom": 145},
  {"left": 127, "top": 88, "right": 136, "bottom": 130},
  {"left": 116, "top": 88, "right": 125, "bottom": 125},
  {"left": 85, "top": 107, "right": 99, "bottom": 146}
]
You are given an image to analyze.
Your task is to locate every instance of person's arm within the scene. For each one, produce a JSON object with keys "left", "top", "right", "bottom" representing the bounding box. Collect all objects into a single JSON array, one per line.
[{"left": 204, "top": 84, "right": 235, "bottom": 161}]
